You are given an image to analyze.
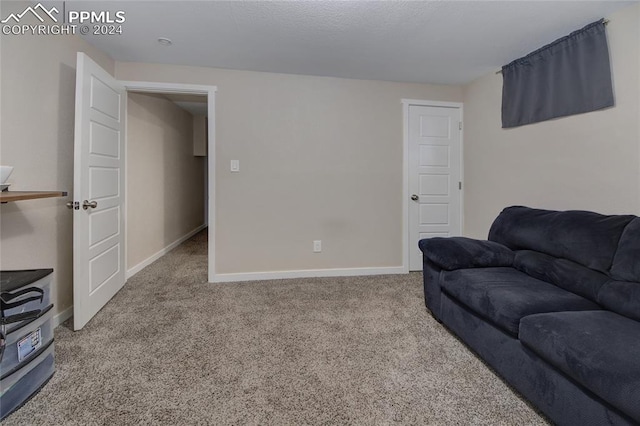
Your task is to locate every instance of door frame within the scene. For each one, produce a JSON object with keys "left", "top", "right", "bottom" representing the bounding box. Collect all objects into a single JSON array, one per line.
[
  {"left": 401, "top": 99, "right": 464, "bottom": 272},
  {"left": 120, "top": 81, "right": 218, "bottom": 283}
]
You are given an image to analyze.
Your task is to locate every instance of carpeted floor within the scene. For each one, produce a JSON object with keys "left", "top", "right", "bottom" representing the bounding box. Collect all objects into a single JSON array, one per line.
[{"left": 3, "top": 230, "right": 547, "bottom": 425}]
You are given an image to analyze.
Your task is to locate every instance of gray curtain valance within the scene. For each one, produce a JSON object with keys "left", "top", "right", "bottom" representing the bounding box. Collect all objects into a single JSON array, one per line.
[{"left": 501, "top": 19, "right": 614, "bottom": 128}]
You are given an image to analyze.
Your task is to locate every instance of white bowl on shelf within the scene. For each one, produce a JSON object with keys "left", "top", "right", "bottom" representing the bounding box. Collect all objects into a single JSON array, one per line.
[{"left": 1, "top": 166, "right": 13, "bottom": 184}]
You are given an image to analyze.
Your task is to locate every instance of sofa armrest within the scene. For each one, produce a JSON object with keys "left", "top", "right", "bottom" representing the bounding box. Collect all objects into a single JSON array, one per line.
[{"left": 419, "top": 237, "right": 514, "bottom": 271}]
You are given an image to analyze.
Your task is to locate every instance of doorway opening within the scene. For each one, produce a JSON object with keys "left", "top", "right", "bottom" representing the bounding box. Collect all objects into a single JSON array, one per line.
[
  {"left": 121, "top": 81, "right": 217, "bottom": 284},
  {"left": 124, "top": 91, "right": 209, "bottom": 279}
]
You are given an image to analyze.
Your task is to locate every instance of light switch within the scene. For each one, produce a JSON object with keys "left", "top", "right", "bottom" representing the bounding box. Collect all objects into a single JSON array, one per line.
[{"left": 230, "top": 160, "right": 240, "bottom": 172}]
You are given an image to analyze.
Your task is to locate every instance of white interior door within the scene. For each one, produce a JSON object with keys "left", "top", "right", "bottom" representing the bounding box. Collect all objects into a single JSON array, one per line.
[
  {"left": 73, "top": 52, "right": 126, "bottom": 330},
  {"left": 408, "top": 104, "right": 462, "bottom": 271}
]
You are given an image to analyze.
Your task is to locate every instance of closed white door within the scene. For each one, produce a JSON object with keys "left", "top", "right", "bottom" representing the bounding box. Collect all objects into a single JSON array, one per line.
[
  {"left": 408, "top": 105, "right": 462, "bottom": 271},
  {"left": 73, "top": 53, "right": 126, "bottom": 330}
]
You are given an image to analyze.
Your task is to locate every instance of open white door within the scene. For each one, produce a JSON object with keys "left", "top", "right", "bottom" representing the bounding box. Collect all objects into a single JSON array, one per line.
[{"left": 73, "top": 53, "right": 126, "bottom": 330}]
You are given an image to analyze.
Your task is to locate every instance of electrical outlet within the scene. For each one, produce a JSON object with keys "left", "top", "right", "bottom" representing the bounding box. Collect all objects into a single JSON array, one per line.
[{"left": 313, "top": 240, "right": 322, "bottom": 253}]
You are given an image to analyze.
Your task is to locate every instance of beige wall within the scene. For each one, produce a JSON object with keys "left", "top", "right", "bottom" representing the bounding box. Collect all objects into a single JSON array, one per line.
[
  {"left": 462, "top": 3, "right": 640, "bottom": 239},
  {"left": 116, "top": 63, "right": 462, "bottom": 273},
  {"left": 126, "top": 93, "right": 205, "bottom": 268},
  {"left": 0, "top": 2, "right": 114, "bottom": 319}
]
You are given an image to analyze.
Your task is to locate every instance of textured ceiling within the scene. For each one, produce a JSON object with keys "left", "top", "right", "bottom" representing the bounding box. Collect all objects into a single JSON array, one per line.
[{"left": 75, "top": 1, "right": 635, "bottom": 85}]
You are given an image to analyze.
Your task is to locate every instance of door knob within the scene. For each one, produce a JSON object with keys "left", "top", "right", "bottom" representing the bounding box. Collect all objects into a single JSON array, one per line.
[
  {"left": 411, "top": 194, "right": 419, "bottom": 201},
  {"left": 82, "top": 200, "right": 98, "bottom": 210},
  {"left": 66, "top": 201, "right": 74, "bottom": 209}
]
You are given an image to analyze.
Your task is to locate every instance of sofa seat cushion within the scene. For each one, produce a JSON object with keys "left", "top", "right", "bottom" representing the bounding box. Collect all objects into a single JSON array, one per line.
[
  {"left": 520, "top": 311, "right": 640, "bottom": 422},
  {"left": 441, "top": 267, "right": 601, "bottom": 337}
]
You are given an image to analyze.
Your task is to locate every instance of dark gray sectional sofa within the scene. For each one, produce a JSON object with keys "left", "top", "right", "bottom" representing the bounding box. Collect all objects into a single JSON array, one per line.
[{"left": 419, "top": 206, "right": 640, "bottom": 426}]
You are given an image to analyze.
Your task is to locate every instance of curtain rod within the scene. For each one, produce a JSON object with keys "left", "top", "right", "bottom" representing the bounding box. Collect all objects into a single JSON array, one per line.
[{"left": 495, "top": 19, "right": 610, "bottom": 74}]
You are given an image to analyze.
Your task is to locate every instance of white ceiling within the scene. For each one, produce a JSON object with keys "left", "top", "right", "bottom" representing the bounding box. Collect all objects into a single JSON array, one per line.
[{"left": 76, "top": 1, "right": 635, "bottom": 85}]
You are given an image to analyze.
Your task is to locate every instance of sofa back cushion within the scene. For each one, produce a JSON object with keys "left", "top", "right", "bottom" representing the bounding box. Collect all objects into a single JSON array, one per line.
[
  {"left": 610, "top": 217, "right": 640, "bottom": 282},
  {"left": 514, "top": 250, "right": 610, "bottom": 302},
  {"left": 597, "top": 281, "right": 640, "bottom": 322},
  {"left": 488, "top": 206, "right": 634, "bottom": 272}
]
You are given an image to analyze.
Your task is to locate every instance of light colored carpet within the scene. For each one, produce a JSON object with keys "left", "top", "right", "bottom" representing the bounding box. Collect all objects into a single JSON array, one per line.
[{"left": 3, "top": 230, "right": 547, "bottom": 425}]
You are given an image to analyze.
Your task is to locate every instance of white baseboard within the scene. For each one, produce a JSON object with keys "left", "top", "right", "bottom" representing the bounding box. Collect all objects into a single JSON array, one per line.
[
  {"left": 53, "top": 305, "right": 73, "bottom": 328},
  {"left": 212, "top": 266, "right": 407, "bottom": 283},
  {"left": 127, "top": 224, "right": 207, "bottom": 279}
]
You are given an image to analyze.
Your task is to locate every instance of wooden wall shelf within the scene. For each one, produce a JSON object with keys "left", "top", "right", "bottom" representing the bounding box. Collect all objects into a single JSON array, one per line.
[{"left": 0, "top": 191, "right": 68, "bottom": 203}]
